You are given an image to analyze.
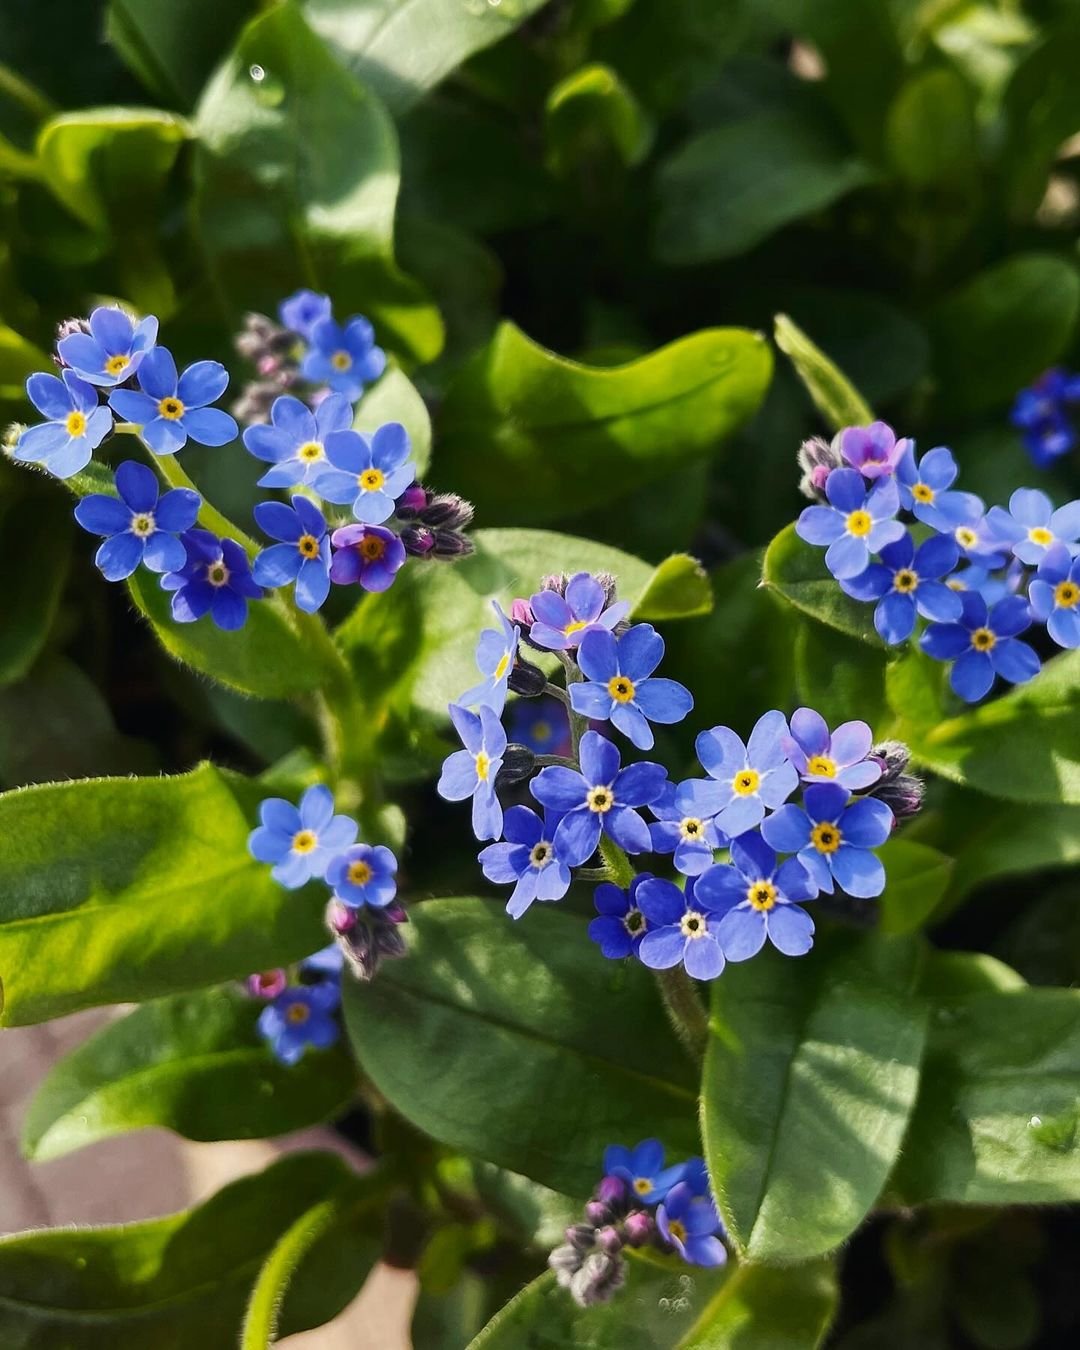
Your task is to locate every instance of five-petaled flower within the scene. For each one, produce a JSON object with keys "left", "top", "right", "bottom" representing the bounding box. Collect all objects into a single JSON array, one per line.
[
  {"left": 74, "top": 460, "right": 200, "bottom": 581},
  {"left": 326, "top": 843, "right": 399, "bottom": 909},
  {"left": 647, "top": 778, "right": 726, "bottom": 876},
  {"left": 279, "top": 289, "right": 332, "bottom": 341},
  {"left": 258, "top": 982, "right": 340, "bottom": 1066},
  {"left": 461, "top": 602, "right": 518, "bottom": 715},
  {"left": 896, "top": 444, "right": 979, "bottom": 532},
  {"left": 161, "top": 529, "right": 263, "bottom": 631},
  {"left": 528, "top": 573, "right": 629, "bottom": 651},
  {"left": 781, "top": 707, "right": 882, "bottom": 790},
  {"left": 329, "top": 523, "right": 407, "bottom": 593},
  {"left": 15, "top": 370, "right": 113, "bottom": 478},
  {"left": 510, "top": 697, "right": 572, "bottom": 758},
  {"left": 242, "top": 393, "right": 352, "bottom": 488},
  {"left": 248, "top": 785, "right": 358, "bottom": 888},
  {"left": 301, "top": 314, "right": 386, "bottom": 399},
  {"left": 314, "top": 423, "right": 415, "bottom": 523},
  {"left": 636, "top": 876, "right": 726, "bottom": 981},
  {"left": 569, "top": 624, "right": 693, "bottom": 751},
  {"left": 603, "top": 1139, "right": 688, "bottom": 1205},
  {"left": 1011, "top": 369, "right": 1080, "bottom": 467},
  {"left": 840, "top": 531, "right": 962, "bottom": 645},
  {"left": 695, "top": 710, "right": 799, "bottom": 838},
  {"left": 840, "top": 421, "right": 910, "bottom": 480},
  {"left": 656, "top": 1179, "right": 727, "bottom": 1268},
  {"left": 479, "top": 805, "right": 572, "bottom": 918},
  {"left": 438, "top": 703, "right": 507, "bottom": 841},
  {"left": 695, "top": 832, "right": 816, "bottom": 960},
  {"left": 1029, "top": 543, "right": 1080, "bottom": 649},
  {"left": 57, "top": 306, "right": 158, "bottom": 388},
  {"left": 589, "top": 874, "right": 653, "bottom": 959},
  {"left": 796, "top": 467, "right": 905, "bottom": 580},
  {"left": 920, "top": 591, "right": 1040, "bottom": 702},
  {"left": 986, "top": 488, "right": 1080, "bottom": 566},
  {"left": 761, "top": 782, "right": 893, "bottom": 898},
  {"left": 252, "top": 496, "right": 332, "bottom": 613},
  {"left": 109, "top": 347, "right": 238, "bottom": 455}
]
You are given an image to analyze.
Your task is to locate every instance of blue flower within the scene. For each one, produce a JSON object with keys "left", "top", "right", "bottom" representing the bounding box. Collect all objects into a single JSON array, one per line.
[
  {"left": 1030, "top": 543, "right": 1080, "bottom": 649},
  {"left": 528, "top": 573, "right": 630, "bottom": 651},
  {"left": 510, "top": 697, "right": 571, "bottom": 757},
  {"left": 74, "top": 460, "right": 200, "bottom": 581},
  {"left": 531, "top": 730, "right": 666, "bottom": 866},
  {"left": 589, "top": 873, "right": 653, "bottom": 958},
  {"left": 299, "top": 943, "right": 345, "bottom": 984},
  {"left": 648, "top": 779, "right": 726, "bottom": 876},
  {"left": 57, "top": 306, "right": 158, "bottom": 388},
  {"left": 478, "top": 805, "right": 572, "bottom": 918},
  {"left": 695, "top": 832, "right": 816, "bottom": 961},
  {"left": 461, "top": 603, "right": 518, "bottom": 715},
  {"left": 761, "top": 783, "right": 893, "bottom": 897},
  {"left": 840, "top": 531, "right": 962, "bottom": 645},
  {"left": 1012, "top": 369, "right": 1080, "bottom": 467},
  {"left": 896, "top": 444, "right": 976, "bottom": 531},
  {"left": 248, "top": 785, "right": 358, "bottom": 888},
  {"left": 839, "top": 421, "right": 909, "bottom": 480},
  {"left": 279, "top": 289, "right": 332, "bottom": 341},
  {"left": 781, "top": 707, "right": 882, "bottom": 790},
  {"left": 986, "top": 488, "right": 1080, "bottom": 566},
  {"left": 161, "top": 529, "right": 263, "bottom": 630},
  {"left": 300, "top": 314, "right": 386, "bottom": 399},
  {"left": 252, "top": 495, "right": 331, "bottom": 613},
  {"left": 944, "top": 563, "right": 1009, "bottom": 607},
  {"left": 569, "top": 624, "right": 693, "bottom": 751},
  {"left": 242, "top": 393, "right": 352, "bottom": 488},
  {"left": 326, "top": 843, "right": 398, "bottom": 909},
  {"left": 636, "top": 876, "right": 726, "bottom": 981},
  {"left": 109, "top": 348, "right": 238, "bottom": 455},
  {"left": 795, "top": 468, "right": 904, "bottom": 579},
  {"left": 695, "top": 710, "right": 799, "bottom": 838},
  {"left": 921, "top": 591, "right": 1040, "bottom": 702},
  {"left": 438, "top": 703, "right": 507, "bottom": 841},
  {"left": 656, "top": 1179, "right": 727, "bottom": 1268},
  {"left": 313, "top": 423, "right": 415, "bottom": 523},
  {"left": 603, "top": 1139, "right": 688, "bottom": 1205},
  {"left": 935, "top": 493, "right": 1008, "bottom": 567},
  {"left": 258, "top": 982, "right": 340, "bottom": 1066},
  {"left": 329, "top": 523, "right": 407, "bottom": 592},
  {"left": 15, "top": 370, "right": 113, "bottom": 478}
]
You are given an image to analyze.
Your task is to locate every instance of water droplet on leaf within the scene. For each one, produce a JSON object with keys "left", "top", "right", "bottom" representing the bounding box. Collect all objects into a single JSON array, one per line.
[
  {"left": 249, "top": 64, "right": 265, "bottom": 82},
  {"left": 1028, "top": 1107, "right": 1078, "bottom": 1151}
]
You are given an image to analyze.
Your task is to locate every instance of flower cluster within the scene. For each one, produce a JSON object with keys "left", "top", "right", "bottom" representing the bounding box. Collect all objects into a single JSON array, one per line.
[
  {"left": 795, "top": 421, "right": 1080, "bottom": 702},
  {"left": 548, "top": 1140, "right": 726, "bottom": 1308},
  {"left": 438, "top": 571, "right": 914, "bottom": 979},
  {"left": 1011, "top": 368, "right": 1080, "bottom": 467},
  {"left": 246, "top": 944, "right": 345, "bottom": 1066}
]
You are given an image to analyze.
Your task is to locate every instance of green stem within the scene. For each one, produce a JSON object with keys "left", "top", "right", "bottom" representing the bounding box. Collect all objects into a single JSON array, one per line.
[
  {"left": 535, "top": 753, "right": 577, "bottom": 768},
  {"left": 655, "top": 966, "right": 708, "bottom": 1064},
  {"left": 146, "top": 442, "right": 260, "bottom": 556}
]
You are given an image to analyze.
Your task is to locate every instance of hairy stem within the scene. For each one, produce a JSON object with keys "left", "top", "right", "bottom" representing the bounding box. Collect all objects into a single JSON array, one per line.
[{"left": 655, "top": 966, "right": 709, "bottom": 1064}]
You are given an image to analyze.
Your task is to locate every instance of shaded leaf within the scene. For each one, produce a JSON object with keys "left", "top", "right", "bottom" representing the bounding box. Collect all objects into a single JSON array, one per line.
[
  {"left": 763, "top": 523, "right": 883, "bottom": 646},
  {"left": 680, "top": 1258, "right": 839, "bottom": 1349},
  {"left": 632, "top": 553, "right": 713, "bottom": 622},
  {"left": 876, "top": 838, "right": 954, "bottom": 937},
  {"left": 773, "top": 313, "right": 873, "bottom": 432},
  {"left": 106, "top": 0, "right": 258, "bottom": 108}
]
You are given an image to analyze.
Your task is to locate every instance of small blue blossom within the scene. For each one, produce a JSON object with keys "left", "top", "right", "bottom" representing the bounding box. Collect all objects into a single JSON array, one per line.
[
  {"left": 510, "top": 697, "right": 571, "bottom": 757},
  {"left": 300, "top": 314, "right": 386, "bottom": 399},
  {"left": 258, "top": 981, "right": 340, "bottom": 1066},
  {"left": 921, "top": 591, "right": 1040, "bottom": 702},
  {"left": 528, "top": 573, "right": 630, "bottom": 651},
  {"left": 299, "top": 944, "right": 345, "bottom": 984},
  {"left": 636, "top": 876, "right": 725, "bottom": 980},
  {"left": 438, "top": 703, "right": 507, "bottom": 841},
  {"left": 839, "top": 421, "right": 909, "bottom": 480},
  {"left": 74, "top": 460, "right": 200, "bottom": 581},
  {"left": 695, "top": 710, "right": 799, "bottom": 838},
  {"left": 461, "top": 602, "right": 518, "bottom": 715},
  {"left": 161, "top": 529, "right": 263, "bottom": 631},
  {"left": 248, "top": 785, "right": 358, "bottom": 888},
  {"left": 648, "top": 779, "right": 726, "bottom": 876},
  {"left": 531, "top": 730, "right": 666, "bottom": 866},
  {"left": 589, "top": 873, "right": 653, "bottom": 959},
  {"left": 242, "top": 393, "right": 352, "bottom": 488},
  {"left": 1029, "top": 543, "right": 1080, "bottom": 649},
  {"left": 603, "top": 1139, "right": 688, "bottom": 1205},
  {"left": 761, "top": 783, "right": 893, "bottom": 898},
  {"left": 478, "top": 805, "right": 572, "bottom": 918},
  {"left": 944, "top": 563, "right": 1009, "bottom": 607},
  {"left": 656, "top": 1179, "right": 727, "bottom": 1268},
  {"left": 795, "top": 468, "right": 904, "bottom": 579},
  {"left": 279, "top": 289, "right": 332, "bottom": 341},
  {"left": 15, "top": 370, "right": 113, "bottom": 478},
  {"left": 935, "top": 493, "right": 1008, "bottom": 567},
  {"left": 896, "top": 444, "right": 977, "bottom": 531},
  {"left": 840, "top": 531, "right": 962, "bottom": 645},
  {"left": 252, "top": 495, "right": 331, "bottom": 613},
  {"left": 313, "top": 423, "right": 415, "bottom": 523},
  {"left": 109, "top": 348, "right": 238, "bottom": 455},
  {"left": 986, "top": 488, "right": 1080, "bottom": 566},
  {"left": 781, "top": 707, "right": 882, "bottom": 790},
  {"left": 695, "top": 832, "right": 816, "bottom": 961},
  {"left": 1011, "top": 369, "right": 1080, "bottom": 467},
  {"left": 569, "top": 624, "right": 693, "bottom": 751},
  {"left": 57, "top": 306, "right": 158, "bottom": 388},
  {"left": 326, "top": 843, "right": 398, "bottom": 909}
]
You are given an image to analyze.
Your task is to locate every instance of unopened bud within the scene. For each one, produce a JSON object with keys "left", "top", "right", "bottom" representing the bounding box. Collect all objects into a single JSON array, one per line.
[
  {"left": 583, "top": 1200, "right": 609, "bottom": 1227},
  {"left": 496, "top": 743, "right": 537, "bottom": 788},
  {"left": 246, "top": 969, "right": 287, "bottom": 999},
  {"left": 569, "top": 1251, "right": 625, "bottom": 1307},
  {"left": 401, "top": 525, "right": 436, "bottom": 557},
  {"left": 622, "top": 1210, "right": 652, "bottom": 1247},
  {"left": 565, "top": 1222, "right": 598, "bottom": 1252},
  {"left": 431, "top": 528, "right": 474, "bottom": 559},
  {"left": 394, "top": 484, "right": 429, "bottom": 519},
  {"left": 507, "top": 658, "right": 547, "bottom": 698},
  {"left": 56, "top": 316, "right": 91, "bottom": 346},
  {"left": 419, "top": 492, "right": 474, "bottom": 529},
  {"left": 510, "top": 598, "right": 534, "bottom": 626},
  {"left": 325, "top": 898, "right": 358, "bottom": 935},
  {"left": 595, "top": 572, "right": 618, "bottom": 606},
  {"left": 3, "top": 423, "right": 25, "bottom": 456},
  {"left": 797, "top": 433, "right": 844, "bottom": 503},
  {"left": 866, "top": 740, "right": 924, "bottom": 823},
  {"left": 597, "top": 1225, "right": 622, "bottom": 1255},
  {"left": 596, "top": 1175, "right": 628, "bottom": 1209},
  {"left": 540, "top": 573, "right": 568, "bottom": 597},
  {"left": 549, "top": 1243, "right": 583, "bottom": 1287}
]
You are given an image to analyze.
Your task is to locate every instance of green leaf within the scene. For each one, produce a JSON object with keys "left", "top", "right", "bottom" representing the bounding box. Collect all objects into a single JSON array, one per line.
[
  {"left": 918, "top": 948, "right": 1026, "bottom": 1000},
  {"left": 703, "top": 932, "right": 927, "bottom": 1262},
  {"left": 354, "top": 360, "right": 432, "bottom": 475},
  {"left": 885, "top": 67, "right": 978, "bottom": 192},
  {"left": 545, "top": 63, "right": 652, "bottom": 174},
  {"left": 21, "top": 986, "right": 357, "bottom": 1161},
  {"left": 654, "top": 109, "right": 874, "bottom": 265},
  {"left": 773, "top": 313, "right": 874, "bottom": 431},
  {"left": 632, "top": 553, "right": 713, "bottom": 621},
  {"left": 106, "top": 0, "right": 258, "bottom": 108},
  {"left": 762, "top": 523, "right": 884, "bottom": 646},
  {"left": 0, "top": 323, "right": 50, "bottom": 400},
  {"left": 893, "top": 988, "right": 1080, "bottom": 1206},
  {"left": 680, "top": 1259, "right": 839, "bottom": 1349},
  {"left": 343, "top": 899, "right": 698, "bottom": 1196},
  {"left": 793, "top": 620, "right": 887, "bottom": 731},
  {"left": 435, "top": 322, "right": 773, "bottom": 526},
  {"left": 0, "top": 763, "right": 325, "bottom": 1026},
  {"left": 0, "top": 490, "right": 71, "bottom": 687},
  {"left": 194, "top": 1, "right": 442, "bottom": 364},
  {"left": 876, "top": 838, "right": 954, "bottom": 937},
  {"left": 1002, "top": 24, "right": 1080, "bottom": 217},
  {"left": 0, "top": 1152, "right": 376, "bottom": 1348}
]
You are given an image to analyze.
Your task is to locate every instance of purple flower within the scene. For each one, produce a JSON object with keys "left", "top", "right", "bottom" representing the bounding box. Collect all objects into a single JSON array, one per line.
[
  {"left": 921, "top": 591, "right": 1041, "bottom": 702},
  {"left": 694, "top": 832, "right": 816, "bottom": 961},
  {"left": 15, "top": 370, "right": 113, "bottom": 478},
  {"left": 589, "top": 873, "right": 653, "bottom": 958},
  {"left": 279, "top": 289, "right": 332, "bottom": 341},
  {"left": 326, "top": 843, "right": 398, "bottom": 909},
  {"left": 329, "top": 524, "right": 406, "bottom": 593},
  {"left": 986, "top": 488, "right": 1080, "bottom": 566},
  {"left": 248, "top": 785, "right": 358, "bottom": 888},
  {"left": 252, "top": 495, "right": 331, "bottom": 613},
  {"left": 636, "top": 876, "right": 726, "bottom": 981},
  {"left": 570, "top": 624, "right": 693, "bottom": 751},
  {"left": 300, "top": 314, "right": 386, "bottom": 399},
  {"left": 161, "top": 529, "right": 263, "bottom": 630},
  {"left": 648, "top": 779, "right": 726, "bottom": 876},
  {"left": 313, "top": 423, "right": 415, "bottom": 524},
  {"left": 840, "top": 531, "right": 962, "bottom": 645},
  {"left": 438, "top": 703, "right": 507, "bottom": 841},
  {"left": 109, "top": 348, "right": 237, "bottom": 455},
  {"left": 479, "top": 805, "right": 572, "bottom": 918},
  {"left": 257, "top": 982, "right": 340, "bottom": 1066},
  {"left": 695, "top": 710, "right": 799, "bottom": 838},
  {"left": 781, "top": 707, "right": 883, "bottom": 790},
  {"left": 461, "top": 603, "right": 518, "bottom": 715},
  {"left": 603, "top": 1139, "right": 688, "bottom": 1205},
  {"left": 656, "top": 1180, "right": 726, "bottom": 1268},
  {"left": 795, "top": 468, "right": 905, "bottom": 579},
  {"left": 74, "top": 460, "right": 199, "bottom": 580},
  {"left": 1029, "top": 543, "right": 1080, "bottom": 649},
  {"left": 761, "top": 783, "right": 893, "bottom": 898},
  {"left": 840, "top": 421, "right": 910, "bottom": 480},
  {"left": 528, "top": 573, "right": 630, "bottom": 651},
  {"left": 242, "top": 393, "right": 352, "bottom": 488},
  {"left": 57, "top": 306, "right": 158, "bottom": 388},
  {"left": 896, "top": 445, "right": 976, "bottom": 532},
  {"left": 531, "top": 730, "right": 666, "bottom": 866}
]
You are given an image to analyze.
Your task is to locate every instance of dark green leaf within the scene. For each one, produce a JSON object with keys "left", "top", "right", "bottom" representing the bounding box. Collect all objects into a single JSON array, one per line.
[
  {"left": 0, "top": 323, "right": 50, "bottom": 400},
  {"left": 773, "top": 313, "right": 874, "bottom": 432},
  {"left": 680, "top": 1259, "right": 839, "bottom": 1349},
  {"left": 763, "top": 523, "right": 884, "bottom": 646},
  {"left": 876, "top": 838, "right": 954, "bottom": 937},
  {"left": 793, "top": 621, "right": 887, "bottom": 731},
  {"left": 1002, "top": 24, "right": 1080, "bottom": 217},
  {"left": 106, "top": 0, "right": 258, "bottom": 108},
  {"left": 544, "top": 63, "right": 652, "bottom": 175},
  {"left": 0, "top": 491, "right": 71, "bottom": 687},
  {"left": 918, "top": 948, "right": 1027, "bottom": 1000},
  {"left": 632, "top": 553, "right": 713, "bottom": 622},
  {"left": 885, "top": 68, "right": 978, "bottom": 192}
]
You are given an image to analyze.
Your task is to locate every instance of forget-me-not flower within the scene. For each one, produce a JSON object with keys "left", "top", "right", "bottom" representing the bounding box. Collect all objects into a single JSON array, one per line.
[
  {"left": 109, "top": 348, "right": 237, "bottom": 455},
  {"left": 761, "top": 782, "right": 893, "bottom": 898},
  {"left": 461, "top": 603, "right": 518, "bottom": 714},
  {"left": 15, "top": 370, "right": 113, "bottom": 478},
  {"left": 438, "top": 703, "right": 507, "bottom": 841},
  {"left": 57, "top": 306, "right": 158, "bottom": 387},
  {"left": 695, "top": 832, "right": 816, "bottom": 960},
  {"left": 74, "top": 460, "right": 200, "bottom": 581},
  {"left": 242, "top": 393, "right": 352, "bottom": 488},
  {"left": 301, "top": 314, "right": 386, "bottom": 399},
  {"left": 326, "top": 844, "right": 399, "bottom": 909},
  {"left": 279, "top": 289, "right": 332, "bottom": 341},
  {"left": 695, "top": 710, "right": 799, "bottom": 838},
  {"left": 840, "top": 531, "right": 962, "bottom": 644},
  {"left": 636, "top": 876, "right": 726, "bottom": 981},
  {"left": 781, "top": 707, "right": 882, "bottom": 790},
  {"left": 986, "top": 488, "right": 1080, "bottom": 566},
  {"left": 314, "top": 423, "right": 415, "bottom": 523},
  {"left": 329, "top": 523, "right": 407, "bottom": 592},
  {"left": 840, "top": 421, "right": 910, "bottom": 479},
  {"left": 528, "top": 573, "right": 630, "bottom": 650},
  {"left": 258, "top": 982, "right": 340, "bottom": 1066},
  {"left": 248, "top": 785, "right": 358, "bottom": 888},
  {"left": 479, "top": 805, "right": 572, "bottom": 918},
  {"left": 647, "top": 778, "right": 726, "bottom": 876},
  {"left": 1029, "top": 543, "right": 1080, "bottom": 649},
  {"left": 795, "top": 468, "right": 905, "bottom": 579},
  {"left": 921, "top": 591, "right": 1040, "bottom": 702},
  {"left": 161, "top": 529, "right": 263, "bottom": 630},
  {"left": 656, "top": 1180, "right": 727, "bottom": 1268},
  {"left": 252, "top": 496, "right": 332, "bottom": 613},
  {"left": 603, "top": 1139, "right": 688, "bottom": 1205},
  {"left": 895, "top": 445, "right": 978, "bottom": 532},
  {"left": 569, "top": 624, "right": 693, "bottom": 751},
  {"left": 589, "top": 873, "right": 652, "bottom": 959}
]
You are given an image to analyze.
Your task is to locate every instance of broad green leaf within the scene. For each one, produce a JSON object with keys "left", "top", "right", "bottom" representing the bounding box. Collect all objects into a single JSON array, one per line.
[
  {"left": 469, "top": 1162, "right": 579, "bottom": 1249},
  {"left": 194, "top": 1, "right": 442, "bottom": 364},
  {"left": 106, "top": 0, "right": 257, "bottom": 108},
  {"left": 893, "top": 988, "right": 1080, "bottom": 1206},
  {"left": 435, "top": 322, "right": 773, "bottom": 525},
  {"left": 703, "top": 932, "right": 927, "bottom": 1262},
  {"left": 0, "top": 490, "right": 71, "bottom": 687},
  {"left": 773, "top": 313, "right": 873, "bottom": 432},
  {"left": 654, "top": 110, "right": 873, "bottom": 265},
  {"left": 22, "top": 987, "right": 358, "bottom": 1161},
  {"left": 1002, "top": 25, "right": 1080, "bottom": 217},
  {"left": 632, "top": 553, "right": 713, "bottom": 622},
  {"left": 544, "top": 63, "right": 653, "bottom": 175},
  {"left": 0, "top": 763, "right": 325, "bottom": 1026},
  {"left": 343, "top": 899, "right": 698, "bottom": 1196},
  {"left": 762, "top": 523, "right": 883, "bottom": 646},
  {"left": 885, "top": 68, "right": 978, "bottom": 193},
  {"left": 793, "top": 620, "right": 887, "bottom": 731},
  {"left": 680, "top": 1259, "right": 839, "bottom": 1349},
  {"left": 876, "top": 838, "right": 954, "bottom": 937},
  {"left": 918, "top": 949, "right": 1026, "bottom": 1000},
  {"left": 354, "top": 360, "right": 432, "bottom": 475},
  {"left": 0, "top": 323, "right": 50, "bottom": 400}
]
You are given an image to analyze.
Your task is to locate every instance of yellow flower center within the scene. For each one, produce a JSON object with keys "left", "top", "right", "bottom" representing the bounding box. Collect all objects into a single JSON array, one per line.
[
  {"left": 587, "top": 785, "right": 613, "bottom": 813},
  {"left": 297, "top": 533, "right": 320, "bottom": 559},
  {"left": 65, "top": 410, "right": 87, "bottom": 436},
  {"left": 912, "top": 482, "right": 934, "bottom": 504},
  {"left": 331, "top": 350, "right": 352, "bottom": 372},
  {"left": 811, "top": 821, "right": 841, "bottom": 854},
  {"left": 608, "top": 675, "right": 635, "bottom": 703},
  {"left": 971, "top": 626, "right": 996, "bottom": 652},
  {"left": 494, "top": 652, "right": 511, "bottom": 681},
  {"left": 680, "top": 910, "right": 707, "bottom": 939},
  {"left": 846, "top": 509, "right": 872, "bottom": 537},
  {"left": 207, "top": 562, "right": 229, "bottom": 588},
  {"left": 806, "top": 755, "right": 836, "bottom": 777},
  {"left": 292, "top": 829, "right": 317, "bottom": 854},
  {"left": 475, "top": 751, "right": 491, "bottom": 781},
  {"left": 158, "top": 396, "right": 185, "bottom": 420},
  {"left": 1029, "top": 526, "right": 1054, "bottom": 547},
  {"left": 130, "top": 513, "right": 155, "bottom": 538},
  {"left": 747, "top": 881, "right": 778, "bottom": 911},
  {"left": 893, "top": 568, "right": 918, "bottom": 594},
  {"left": 298, "top": 441, "right": 323, "bottom": 463},
  {"left": 667, "top": 1219, "right": 688, "bottom": 1244},
  {"left": 531, "top": 720, "right": 551, "bottom": 742},
  {"left": 359, "top": 467, "right": 385, "bottom": 492},
  {"left": 286, "top": 1002, "right": 311, "bottom": 1025},
  {"left": 633, "top": 1178, "right": 651, "bottom": 1196},
  {"left": 955, "top": 526, "right": 977, "bottom": 550},
  {"left": 563, "top": 619, "right": 587, "bottom": 638},
  {"left": 732, "top": 768, "right": 760, "bottom": 796},
  {"left": 680, "top": 817, "right": 703, "bottom": 840},
  {"left": 105, "top": 354, "right": 129, "bottom": 377},
  {"left": 1054, "top": 580, "right": 1080, "bottom": 609},
  {"left": 529, "top": 841, "right": 552, "bottom": 868},
  {"left": 359, "top": 535, "right": 386, "bottom": 561},
  {"left": 347, "top": 860, "right": 373, "bottom": 886}
]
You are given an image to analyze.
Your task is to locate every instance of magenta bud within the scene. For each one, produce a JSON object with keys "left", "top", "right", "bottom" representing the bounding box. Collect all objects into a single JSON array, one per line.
[
  {"left": 596, "top": 1175, "right": 627, "bottom": 1207},
  {"left": 597, "top": 1226, "right": 622, "bottom": 1255},
  {"left": 385, "top": 902, "right": 408, "bottom": 925},
  {"left": 622, "top": 1211, "right": 652, "bottom": 1246},
  {"left": 326, "top": 898, "right": 358, "bottom": 935},
  {"left": 584, "top": 1200, "right": 608, "bottom": 1226},
  {"left": 810, "top": 464, "right": 831, "bottom": 492},
  {"left": 510, "top": 597, "right": 534, "bottom": 626},
  {"left": 396, "top": 483, "right": 428, "bottom": 516},
  {"left": 246, "top": 969, "right": 287, "bottom": 999}
]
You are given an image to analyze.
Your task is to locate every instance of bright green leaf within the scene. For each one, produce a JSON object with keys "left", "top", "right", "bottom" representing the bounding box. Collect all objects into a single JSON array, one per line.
[
  {"left": 545, "top": 63, "right": 653, "bottom": 174},
  {"left": 0, "top": 323, "right": 50, "bottom": 400},
  {"left": 632, "top": 553, "right": 713, "bottom": 621},
  {"left": 763, "top": 523, "right": 883, "bottom": 646},
  {"left": 680, "top": 1258, "right": 839, "bottom": 1349},
  {"left": 773, "top": 313, "right": 874, "bottom": 432},
  {"left": 354, "top": 360, "right": 432, "bottom": 475},
  {"left": 876, "top": 838, "right": 954, "bottom": 937}
]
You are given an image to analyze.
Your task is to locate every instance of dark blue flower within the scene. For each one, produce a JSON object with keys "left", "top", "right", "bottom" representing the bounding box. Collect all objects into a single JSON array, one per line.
[
  {"left": 57, "top": 306, "right": 158, "bottom": 388},
  {"left": 328, "top": 523, "right": 407, "bottom": 593},
  {"left": 531, "top": 730, "right": 666, "bottom": 867},
  {"left": 896, "top": 445, "right": 974, "bottom": 531},
  {"left": 944, "top": 563, "right": 1009, "bottom": 607},
  {"left": 510, "top": 697, "right": 571, "bottom": 757},
  {"left": 161, "top": 529, "right": 263, "bottom": 631},
  {"left": 920, "top": 591, "right": 1040, "bottom": 702},
  {"left": 839, "top": 421, "right": 909, "bottom": 480},
  {"left": 326, "top": 843, "right": 398, "bottom": 909},
  {"left": 1029, "top": 543, "right": 1080, "bottom": 649},
  {"left": 252, "top": 495, "right": 331, "bottom": 613},
  {"left": 656, "top": 1179, "right": 727, "bottom": 1268},
  {"left": 257, "top": 981, "right": 340, "bottom": 1066},
  {"left": 279, "top": 289, "right": 332, "bottom": 341},
  {"left": 781, "top": 707, "right": 882, "bottom": 790},
  {"left": 589, "top": 873, "right": 653, "bottom": 958},
  {"left": 247, "top": 785, "right": 358, "bottom": 888},
  {"left": 299, "top": 943, "right": 345, "bottom": 984},
  {"left": 840, "top": 531, "right": 962, "bottom": 645},
  {"left": 15, "top": 370, "right": 113, "bottom": 478},
  {"left": 648, "top": 779, "right": 726, "bottom": 876},
  {"left": 986, "top": 488, "right": 1080, "bottom": 566},
  {"left": 300, "top": 314, "right": 386, "bottom": 399},
  {"left": 74, "top": 460, "right": 200, "bottom": 581},
  {"left": 242, "top": 393, "right": 352, "bottom": 488},
  {"left": 438, "top": 703, "right": 507, "bottom": 841},
  {"left": 761, "top": 783, "right": 893, "bottom": 898},
  {"left": 695, "top": 710, "right": 799, "bottom": 838},
  {"left": 479, "top": 805, "right": 572, "bottom": 918},
  {"left": 1011, "top": 369, "right": 1080, "bottom": 467},
  {"left": 313, "top": 423, "right": 415, "bottom": 523},
  {"left": 109, "top": 348, "right": 237, "bottom": 455},
  {"left": 795, "top": 468, "right": 904, "bottom": 579},
  {"left": 569, "top": 624, "right": 693, "bottom": 751},
  {"left": 461, "top": 603, "right": 518, "bottom": 715},
  {"left": 636, "top": 876, "right": 726, "bottom": 981},
  {"left": 603, "top": 1139, "right": 688, "bottom": 1205},
  {"left": 528, "top": 573, "right": 629, "bottom": 651},
  {"left": 694, "top": 832, "right": 816, "bottom": 961}
]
